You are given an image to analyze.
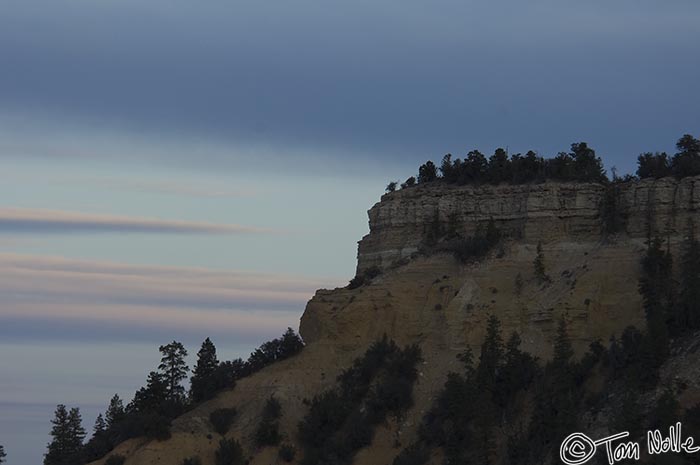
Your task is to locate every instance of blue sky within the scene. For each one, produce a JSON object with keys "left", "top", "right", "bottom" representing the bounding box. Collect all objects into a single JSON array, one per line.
[{"left": 1, "top": 0, "right": 698, "bottom": 463}]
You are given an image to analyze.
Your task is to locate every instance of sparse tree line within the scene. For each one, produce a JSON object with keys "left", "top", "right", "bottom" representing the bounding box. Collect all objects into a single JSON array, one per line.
[
  {"left": 297, "top": 336, "right": 422, "bottom": 465},
  {"left": 43, "top": 328, "right": 304, "bottom": 465},
  {"left": 391, "top": 220, "right": 700, "bottom": 465},
  {"left": 386, "top": 134, "right": 700, "bottom": 192}
]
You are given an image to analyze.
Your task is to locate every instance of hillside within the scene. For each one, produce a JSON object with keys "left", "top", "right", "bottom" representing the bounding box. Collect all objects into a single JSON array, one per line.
[{"left": 90, "top": 175, "right": 700, "bottom": 465}]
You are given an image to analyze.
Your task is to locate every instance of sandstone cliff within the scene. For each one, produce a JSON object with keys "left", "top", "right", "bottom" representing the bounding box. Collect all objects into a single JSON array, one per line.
[{"left": 92, "top": 176, "right": 700, "bottom": 465}]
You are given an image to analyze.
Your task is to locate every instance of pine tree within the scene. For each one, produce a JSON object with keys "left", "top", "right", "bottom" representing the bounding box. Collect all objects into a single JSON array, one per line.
[
  {"left": 158, "top": 341, "right": 189, "bottom": 403},
  {"left": 105, "top": 394, "right": 125, "bottom": 430},
  {"left": 0, "top": 445, "right": 6, "bottom": 464},
  {"left": 68, "top": 408, "right": 86, "bottom": 451},
  {"left": 190, "top": 338, "right": 220, "bottom": 403},
  {"left": 639, "top": 236, "right": 672, "bottom": 356},
  {"left": 679, "top": 221, "right": 700, "bottom": 330},
  {"left": 93, "top": 414, "right": 107, "bottom": 435},
  {"left": 533, "top": 242, "right": 549, "bottom": 284},
  {"left": 514, "top": 272, "right": 523, "bottom": 296},
  {"left": 476, "top": 315, "right": 504, "bottom": 391},
  {"left": 45, "top": 405, "right": 85, "bottom": 465},
  {"left": 131, "top": 371, "right": 168, "bottom": 413},
  {"left": 279, "top": 327, "right": 304, "bottom": 357},
  {"left": 552, "top": 316, "right": 574, "bottom": 367}
]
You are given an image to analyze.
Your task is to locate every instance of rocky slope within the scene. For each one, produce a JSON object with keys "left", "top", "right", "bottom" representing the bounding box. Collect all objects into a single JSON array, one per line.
[{"left": 92, "top": 176, "right": 700, "bottom": 465}]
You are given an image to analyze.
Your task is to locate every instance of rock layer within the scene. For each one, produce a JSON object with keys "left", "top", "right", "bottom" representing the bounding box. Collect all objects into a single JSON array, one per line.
[{"left": 356, "top": 176, "right": 699, "bottom": 274}]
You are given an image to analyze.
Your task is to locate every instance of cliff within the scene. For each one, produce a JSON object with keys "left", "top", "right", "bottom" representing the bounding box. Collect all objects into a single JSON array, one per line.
[
  {"left": 356, "top": 176, "right": 699, "bottom": 274},
  {"left": 92, "top": 176, "right": 700, "bottom": 465}
]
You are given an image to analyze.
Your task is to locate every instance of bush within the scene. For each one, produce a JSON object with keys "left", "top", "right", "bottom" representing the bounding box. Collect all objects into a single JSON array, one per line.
[
  {"left": 182, "top": 457, "right": 202, "bottom": 465},
  {"left": 105, "top": 455, "right": 126, "bottom": 465},
  {"left": 255, "top": 397, "right": 282, "bottom": 447},
  {"left": 348, "top": 266, "right": 382, "bottom": 289},
  {"left": 437, "top": 220, "right": 501, "bottom": 263},
  {"left": 210, "top": 408, "right": 237, "bottom": 436},
  {"left": 215, "top": 438, "right": 245, "bottom": 465},
  {"left": 113, "top": 411, "right": 171, "bottom": 442},
  {"left": 278, "top": 444, "right": 296, "bottom": 462}
]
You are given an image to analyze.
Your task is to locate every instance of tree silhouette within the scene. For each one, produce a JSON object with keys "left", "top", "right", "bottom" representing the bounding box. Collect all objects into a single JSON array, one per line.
[
  {"left": 45, "top": 405, "right": 85, "bottom": 465},
  {"left": 418, "top": 161, "right": 438, "bottom": 183},
  {"left": 0, "top": 445, "right": 6, "bottom": 464},
  {"left": 190, "top": 338, "right": 219, "bottom": 403},
  {"left": 637, "top": 152, "right": 671, "bottom": 179},
  {"left": 672, "top": 134, "right": 700, "bottom": 178},
  {"left": 158, "top": 341, "right": 189, "bottom": 403},
  {"left": 639, "top": 237, "right": 672, "bottom": 357},
  {"left": 93, "top": 414, "right": 106, "bottom": 435},
  {"left": 105, "top": 394, "right": 125, "bottom": 430}
]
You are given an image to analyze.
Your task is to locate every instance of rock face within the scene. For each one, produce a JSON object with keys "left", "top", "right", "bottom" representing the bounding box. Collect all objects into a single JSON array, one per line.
[
  {"left": 356, "top": 176, "right": 699, "bottom": 274},
  {"left": 94, "top": 176, "right": 700, "bottom": 465}
]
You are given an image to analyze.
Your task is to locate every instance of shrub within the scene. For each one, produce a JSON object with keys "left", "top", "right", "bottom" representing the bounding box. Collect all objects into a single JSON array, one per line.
[
  {"left": 255, "top": 397, "right": 282, "bottom": 447},
  {"left": 348, "top": 266, "right": 382, "bottom": 289},
  {"left": 105, "top": 455, "right": 126, "bottom": 465},
  {"left": 215, "top": 438, "right": 245, "bottom": 465},
  {"left": 210, "top": 408, "right": 237, "bottom": 436},
  {"left": 182, "top": 457, "right": 202, "bottom": 465},
  {"left": 278, "top": 444, "right": 296, "bottom": 462}
]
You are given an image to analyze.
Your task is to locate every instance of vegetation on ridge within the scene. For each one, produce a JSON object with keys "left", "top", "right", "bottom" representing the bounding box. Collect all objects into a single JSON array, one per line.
[
  {"left": 44, "top": 328, "right": 304, "bottom": 465},
  {"left": 386, "top": 134, "right": 699, "bottom": 192}
]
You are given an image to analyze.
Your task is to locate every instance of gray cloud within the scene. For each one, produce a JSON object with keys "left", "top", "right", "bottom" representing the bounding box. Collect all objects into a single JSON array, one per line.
[
  {"left": 1, "top": 0, "right": 698, "bottom": 175},
  {"left": 0, "top": 208, "right": 275, "bottom": 235},
  {"left": 0, "top": 253, "right": 335, "bottom": 339}
]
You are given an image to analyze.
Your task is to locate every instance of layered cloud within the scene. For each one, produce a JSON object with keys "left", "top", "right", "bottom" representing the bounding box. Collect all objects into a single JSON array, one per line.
[
  {"left": 0, "top": 208, "right": 274, "bottom": 235},
  {"left": 0, "top": 253, "right": 336, "bottom": 342}
]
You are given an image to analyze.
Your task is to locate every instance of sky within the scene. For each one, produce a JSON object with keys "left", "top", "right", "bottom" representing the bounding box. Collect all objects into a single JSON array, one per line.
[{"left": 0, "top": 0, "right": 698, "bottom": 463}]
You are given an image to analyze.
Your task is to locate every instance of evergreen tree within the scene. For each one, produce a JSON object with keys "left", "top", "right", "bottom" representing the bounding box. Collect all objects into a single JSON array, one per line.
[
  {"left": 401, "top": 176, "right": 416, "bottom": 188},
  {"left": 499, "top": 332, "right": 539, "bottom": 408},
  {"left": 533, "top": 242, "right": 549, "bottom": 284},
  {"left": 190, "top": 338, "right": 219, "bottom": 403},
  {"left": 671, "top": 134, "right": 700, "bottom": 178},
  {"left": 131, "top": 371, "right": 169, "bottom": 414},
  {"left": 476, "top": 315, "right": 504, "bottom": 391},
  {"left": 570, "top": 142, "right": 606, "bottom": 182},
  {"left": 679, "top": 221, "right": 700, "bottom": 330},
  {"left": 487, "top": 148, "right": 512, "bottom": 184},
  {"left": 158, "top": 341, "right": 189, "bottom": 403},
  {"left": 418, "top": 161, "right": 438, "bottom": 183},
  {"left": 105, "top": 394, "right": 125, "bottom": 430},
  {"left": 93, "top": 414, "right": 107, "bottom": 435},
  {"left": 0, "top": 445, "right": 6, "bottom": 464},
  {"left": 552, "top": 316, "right": 574, "bottom": 367},
  {"left": 514, "top": 272, "right": 523, "bottom": 296},
  {"left": 637, "top": 152, "right": 671, "bottom": 179},
  {"left": 82, "top": 412, "right": 112, "bottom": 464},
  {"left": 639, "top": 237, "right": 672, "bottom": 356},
  {"left": 45, "top": 405, "right": 85, "bottom": 465},
  {"left": 68, "top": 408, "right": 86, "bottom": 450},
  {"left": 385, "top": 181, "right": 397, "bottom": 193},
  {"left": 280, "top": 327, "right": 305, "bottom": 356}
]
